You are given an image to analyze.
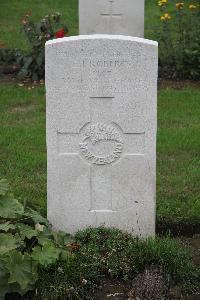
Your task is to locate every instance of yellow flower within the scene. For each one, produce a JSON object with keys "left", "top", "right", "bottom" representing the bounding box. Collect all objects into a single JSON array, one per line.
[
  {"left": 158, "top": 0, "right": 168, "bottom": 6},
  {"left": 176, "top": 2, "right": 184, "bottom": 9},
  {"left": 164, "top": 13, "right": 172, "bottom": 19},
  {"left": 189, "top": 4, "right": 197, "bottom": 9},
  {"left": 160, "top": 13, "right": 172, "bottom": 20}
]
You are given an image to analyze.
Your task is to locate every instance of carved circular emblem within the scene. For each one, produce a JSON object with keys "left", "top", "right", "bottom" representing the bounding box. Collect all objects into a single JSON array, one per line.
[{"left": 79, "top": 123, "right": 124, "bottom": 165}]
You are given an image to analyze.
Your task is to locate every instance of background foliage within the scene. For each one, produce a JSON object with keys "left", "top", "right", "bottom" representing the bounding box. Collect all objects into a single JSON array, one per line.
[
  {"left": 0, "top": 0, "right": 199, "bottom": 80},
  {"left": 157, "top": 0, "right": 200, "bottom": 79}
]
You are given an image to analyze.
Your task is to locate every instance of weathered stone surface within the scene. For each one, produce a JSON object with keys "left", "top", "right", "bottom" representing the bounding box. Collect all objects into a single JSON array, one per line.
[
  {"left": 45, "top": 35, "right": 158, "bottom": 236},
  {"left": 79, "top": 0, "right": 145, "bottom": 37}
]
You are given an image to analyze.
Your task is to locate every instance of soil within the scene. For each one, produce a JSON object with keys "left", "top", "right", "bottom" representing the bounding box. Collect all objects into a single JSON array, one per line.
[
  {"left": 0, "top": 73, "right": 17, "bottom": 85},
  {"left": 181, "top": 235, "right": 200, "bottom": 266},
  {"left": 94, "top": 280, "right": 130, "bottom": 300},
  {"left": 0, "top": 64, "right": 20, "bottom": 75},
  {"left": 94, "top": 235, "right": 200, "bottom": 300},
  {"left": 156, "top": 221, "right": 200, "bottom": 237},
  {"left": 158, "top": 79, "right": 200, "bottom": 90},
  {"left": 0, "top": 73, "right": 44, "bottom": 87},
  {"left": 0, "top": 73, "right": 200, "bottom": 90}
]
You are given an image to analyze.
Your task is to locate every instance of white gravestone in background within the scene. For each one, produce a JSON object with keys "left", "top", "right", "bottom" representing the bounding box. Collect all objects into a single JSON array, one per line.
[
  {"left": 79, "top": 0, "right": 145, "bottom": 37},
  {"left": 46, "top": 35, "right": 158, "bottom": 237}
]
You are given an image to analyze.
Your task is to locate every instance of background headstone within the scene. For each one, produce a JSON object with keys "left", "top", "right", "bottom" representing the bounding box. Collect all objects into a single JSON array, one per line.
[
  {"left": 46, "top": 35, "right": 158, "bottom": 236},
  {"left": 79, "top": 0, "right": 145, "bottom": 37}
]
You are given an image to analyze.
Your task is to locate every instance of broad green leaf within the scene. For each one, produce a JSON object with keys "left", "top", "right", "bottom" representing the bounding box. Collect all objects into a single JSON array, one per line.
[
  {"left": 16, "top": 224, "right": 38, "bottom": 240},
  {"left": 0, "top": 234, "right": 19, "bottom": 255},
  {"left": 5, "top": 251, "right": 37, "bottom": 291},
  {"left": 0, "top": 195, "right": 24, "bottom": 218},
  {"left": 0, "top": 179, "right": 9, "bottom": 196},
  {"left": 31, "top": 241, "right": 60, "bottom": 267},
  {"left": 0, "top": 262, "right": 20, "bottom": 299},
  {"left": 37, "top": 235, "right": 52, "bottom": 246},
  {"left": 0, "top": 222, "right": 15, "bottom": 232},
  {"left": 37, "top": 226, "right": 53, "bottom": 245},
  {"left": 24, "top": 208, "right": 48, "bottom": 226}
]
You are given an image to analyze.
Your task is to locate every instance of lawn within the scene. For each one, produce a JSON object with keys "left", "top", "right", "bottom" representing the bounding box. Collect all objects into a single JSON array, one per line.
[
  {"left": 0, "top": 84, "right": 199, "bottom": 230},
  {"left": 0, "top": 0, "right": 200, "bottom": 232},
  {"left": 0, "top": 85, "right": 46, "bottom": 213},
  {"left": 157, "top": 88, "right": 200, "bottom": 230}
]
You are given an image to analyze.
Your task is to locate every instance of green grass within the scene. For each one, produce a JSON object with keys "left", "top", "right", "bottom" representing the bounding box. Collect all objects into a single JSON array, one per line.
[
  {"left": 0, "top": 85, "right": 46, "bottom": 214},
  {"left": 157, "top": 88, "right": 200, "bottom": 229},
  {"left": 0, "top": 84, "right": 199, "bottom": 227}
]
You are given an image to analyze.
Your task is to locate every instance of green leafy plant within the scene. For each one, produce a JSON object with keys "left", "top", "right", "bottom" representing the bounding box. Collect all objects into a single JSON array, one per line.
[
  {"left": 0, "top": 179, "right": 73, "bottom": 300},
  {"left": 157, "top": 0, "right": 200, "bottom": 79}
]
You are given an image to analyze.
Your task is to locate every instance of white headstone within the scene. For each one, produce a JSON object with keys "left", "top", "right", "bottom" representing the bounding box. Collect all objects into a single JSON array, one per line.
[
  {"left": 46, "top": 35, "right": 158, "bottom": 237},
  {"left": 79, "top": 0, "right": 145, "bottom": 37}
]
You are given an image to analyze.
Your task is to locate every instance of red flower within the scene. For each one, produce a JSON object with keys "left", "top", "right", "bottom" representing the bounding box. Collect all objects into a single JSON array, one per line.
[{"left": 55, "top": 28, "right": 65, "bottom": 38}]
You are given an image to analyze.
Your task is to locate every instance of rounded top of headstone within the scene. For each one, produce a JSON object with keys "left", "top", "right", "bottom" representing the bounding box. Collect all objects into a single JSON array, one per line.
[{"left": 45, "top": 34, "right": 158, "bottom": 47}]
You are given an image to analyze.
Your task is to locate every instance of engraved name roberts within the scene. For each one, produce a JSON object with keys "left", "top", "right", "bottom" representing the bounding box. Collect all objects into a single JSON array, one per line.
[
  {"left": 82, "top": 59, "right": 129, "bottom": 68},
  {"left": 79, "top": 123, "right": 124, "bottom": 165}
]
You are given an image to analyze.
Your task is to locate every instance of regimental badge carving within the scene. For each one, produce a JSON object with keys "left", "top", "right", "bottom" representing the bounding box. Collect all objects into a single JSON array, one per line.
[{"left": 79, "top": 123, "right": 124, "bottom": 165}]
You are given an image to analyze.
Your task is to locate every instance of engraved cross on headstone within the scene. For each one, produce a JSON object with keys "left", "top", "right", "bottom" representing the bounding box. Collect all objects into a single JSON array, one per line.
[
  {"left": 101, "top": 0, "right": 122, "bottom": 33},
  {"left": 58, "top": 97, "right": 145, "bottom": 212}
]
